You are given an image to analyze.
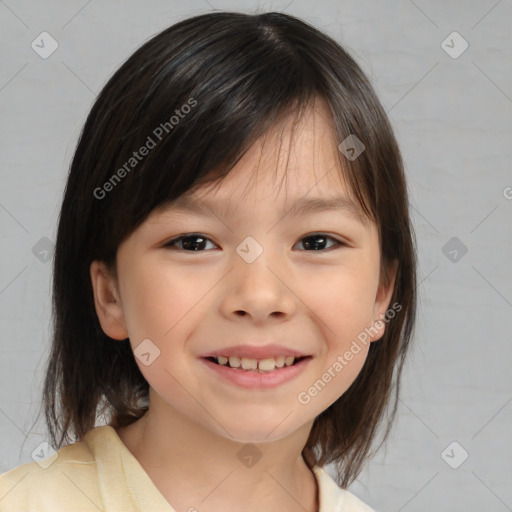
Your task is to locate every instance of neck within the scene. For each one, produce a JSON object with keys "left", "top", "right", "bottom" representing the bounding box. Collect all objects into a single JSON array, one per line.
[{"left": 115, "top": 393, "right": 318, "bottom": 512}]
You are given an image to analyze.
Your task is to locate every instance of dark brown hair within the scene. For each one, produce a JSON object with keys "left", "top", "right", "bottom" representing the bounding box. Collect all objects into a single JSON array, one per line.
[{"left": 38, "top": 10, "right": 417, "bottom": 488}]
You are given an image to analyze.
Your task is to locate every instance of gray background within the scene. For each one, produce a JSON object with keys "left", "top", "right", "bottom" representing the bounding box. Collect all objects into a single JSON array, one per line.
[{"left": 1, "top": 1, "right": 511, "bottom": 511}]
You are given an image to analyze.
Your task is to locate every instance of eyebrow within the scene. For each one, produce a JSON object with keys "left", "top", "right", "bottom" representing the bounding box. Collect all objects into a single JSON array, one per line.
[{"left": 167, "top": 194, "right": 369, "bottom": 226}]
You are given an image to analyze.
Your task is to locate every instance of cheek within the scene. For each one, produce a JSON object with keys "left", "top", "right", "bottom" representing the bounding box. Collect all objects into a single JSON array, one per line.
[
  {"left": 118, "top": 264, "right": 202, "bottom": 403},
  {"left": 299, "top": 262, "right": 378, "bottom": 342},
  {"left": 120, "top": 262, "right": 206, "bottom": 343},
  {"left": 292, "top": 264, "right": 376, "bottom": 408},
  {"left": 119, "top": 262, "right": 216, "bottom": 383}
]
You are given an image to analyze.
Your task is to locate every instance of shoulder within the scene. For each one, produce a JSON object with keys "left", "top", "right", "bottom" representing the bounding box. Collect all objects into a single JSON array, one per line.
[
  {"left": 0, "top": 430, "right": 102, "bottom": 511},
  {"left": 313, "top": 466, "right": 377, "bottom": 512}
]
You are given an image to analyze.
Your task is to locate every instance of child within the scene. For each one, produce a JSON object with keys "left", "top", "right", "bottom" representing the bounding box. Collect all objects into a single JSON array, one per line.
[{"left": 0, "top": 10, "right": 416, "bottom": 512}]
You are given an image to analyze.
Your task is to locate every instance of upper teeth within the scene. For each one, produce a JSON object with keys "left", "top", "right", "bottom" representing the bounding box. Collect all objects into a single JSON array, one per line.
[{"left": 215, "top": 355, "right": 296, "bottom": 371}]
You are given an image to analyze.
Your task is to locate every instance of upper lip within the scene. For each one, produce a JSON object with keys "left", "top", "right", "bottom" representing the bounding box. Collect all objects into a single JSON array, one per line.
[{"left": 201, "top": 344, "right": 309, "bottom": 359}]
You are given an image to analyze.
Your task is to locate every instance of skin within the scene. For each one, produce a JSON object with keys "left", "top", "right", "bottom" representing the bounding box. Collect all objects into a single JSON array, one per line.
[{"left": 90, "top": 97, "right": 397, "bottom": 512}]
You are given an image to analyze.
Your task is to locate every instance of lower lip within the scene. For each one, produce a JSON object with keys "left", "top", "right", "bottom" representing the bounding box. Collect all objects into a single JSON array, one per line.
[{"left": 200, "top": 357, "right": 312, "bottom": 389}]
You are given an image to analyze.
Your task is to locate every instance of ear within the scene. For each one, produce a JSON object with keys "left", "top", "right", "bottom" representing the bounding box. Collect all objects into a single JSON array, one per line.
[
  {"left": 369, "top": 259, "right": 398, "bottom": 342},
  {"left": 89, "top": 260, "right": 129, "bottom": 340}
]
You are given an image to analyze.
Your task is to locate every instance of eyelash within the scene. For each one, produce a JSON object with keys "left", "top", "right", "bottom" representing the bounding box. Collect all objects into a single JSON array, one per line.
[{"left": 163, "top": 233, "right": 346, "bottom": 252}]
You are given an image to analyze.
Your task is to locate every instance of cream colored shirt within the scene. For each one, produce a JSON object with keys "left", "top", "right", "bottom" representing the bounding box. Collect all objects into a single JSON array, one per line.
[{"left": 0, "top": 425, "right": 375, "bottom": 511}]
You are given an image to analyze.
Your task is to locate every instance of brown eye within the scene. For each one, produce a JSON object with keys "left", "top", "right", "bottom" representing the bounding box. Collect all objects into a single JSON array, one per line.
[
  {"left": 163, "top": 233, "right": 345, "bottom": 253},
  {"left": 164, "top": 234, "right": 217, "bottom": 251},
  {"left": 295, "top": 234, "right": 343, "bottom": 251}
]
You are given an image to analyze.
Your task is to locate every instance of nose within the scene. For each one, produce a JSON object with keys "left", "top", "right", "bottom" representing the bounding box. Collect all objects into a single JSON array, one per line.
[{"left": 220, "top": 245, "right": 297, "bottom": 325}]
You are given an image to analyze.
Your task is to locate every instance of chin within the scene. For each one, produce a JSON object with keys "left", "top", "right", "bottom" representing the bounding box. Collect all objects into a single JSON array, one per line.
[{"left": 209, "top": 416, "right": 303, "bottom": 445}]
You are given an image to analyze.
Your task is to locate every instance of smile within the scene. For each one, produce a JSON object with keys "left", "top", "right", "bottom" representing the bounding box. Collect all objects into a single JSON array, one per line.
[
  {"left": 200, "top": 355, "right": 312, "bottom": 389},
  {"left": 207, "top": 355, "right": 307, "bottom": 372}
]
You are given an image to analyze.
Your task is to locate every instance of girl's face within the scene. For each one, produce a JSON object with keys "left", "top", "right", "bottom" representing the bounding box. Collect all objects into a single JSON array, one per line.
[{"left": 91, "top": 99, "right": 396, "bottom": 443}]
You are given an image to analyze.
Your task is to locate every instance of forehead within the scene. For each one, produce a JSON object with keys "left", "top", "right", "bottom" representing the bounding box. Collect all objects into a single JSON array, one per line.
[{"left": 168, "top": 98, "right": 366, "bottom": 218}]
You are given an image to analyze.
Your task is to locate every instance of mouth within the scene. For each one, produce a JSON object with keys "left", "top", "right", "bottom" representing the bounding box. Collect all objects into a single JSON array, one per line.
[
  {"left": 200, "top": 354, "right": 313, "bottom": 389},
  {"left": 202, "top": 355, "right": 312, "bottom": 373}
]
